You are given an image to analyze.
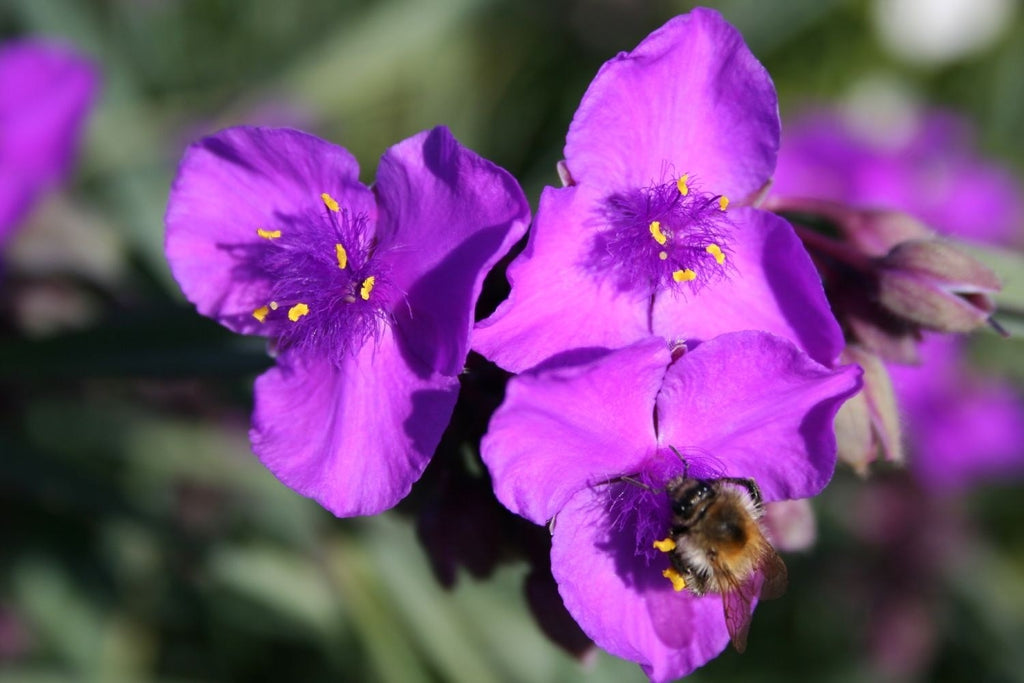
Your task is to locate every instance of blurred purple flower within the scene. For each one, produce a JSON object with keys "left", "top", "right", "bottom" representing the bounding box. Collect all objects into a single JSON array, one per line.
[
  {"left": 165, "top": 126, "right": 529, "bottom": 516},
  {"left": 474, "top": 9, "right": 843, "bottom": 371},
  {"left": 481, "top": 333, "right": 860, "bottom": 681},
  {"left": 773, "top": 110, "right": 1023, "bottom": 246},
  {"left": 774, "top": 108, "right": 1024, "bottom": 489},
  {"left": 0, "top": 40, "right": 98, "bottom": 244},
  {"left": 887, "top": 334, "right": 1024, "bottom": 491}
]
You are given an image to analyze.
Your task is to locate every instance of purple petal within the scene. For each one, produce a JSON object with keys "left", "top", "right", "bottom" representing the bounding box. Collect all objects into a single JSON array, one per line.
[
  {"left": 0, "top": 41, "right": 97, "bottom": 241},
  {"left": 551, "top": 486, "right": 730, "bottom": 682},
  {"left": 165, "top": 126, "right": 375, "bottom": 335},
  {"left": 480, "top": 338, "right": 670, "bottom": 524},
  {"left": 563, "top": 8, "right": 778, "bottom": 199},
  {"left": 250, "top": 326, "right": 459, "bottom": 516},
  {"left": 373, "top": 126, "right": 530, "bottom": 376},
  {"left": 656, "top": 331, "right": 862, "bottom": 501},
  {"left": 473, "top": 184, "right": 650, "bottom": 372},
  {"left": 652, "top": 208, "right": 845, "bottom": 365}
]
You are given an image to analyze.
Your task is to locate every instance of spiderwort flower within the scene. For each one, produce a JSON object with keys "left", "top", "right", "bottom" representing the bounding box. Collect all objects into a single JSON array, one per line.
[
  {"left": 0, "top": 40, "right": 97, "bottom": 244},
  {"left": 473, "top": 9, "right": 843, "bottom": 371},
  {"left": 165, "top": 126, "right": 529, "bottom": 515},
  {"left": 482, "top": 333, "right": 861, "bottom": 681}
]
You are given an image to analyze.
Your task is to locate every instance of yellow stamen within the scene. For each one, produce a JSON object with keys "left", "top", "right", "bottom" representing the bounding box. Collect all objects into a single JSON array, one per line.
[
  {"left": 360, "top": 276, "right": 375, "bottom": 301},
  {"left": 252, "top": 306, "right": 270, "bottom": 323},
  {"left": 336, "top": 243, "right": 348, "bottom": 270},
  {"left": 662, "top": 568, "right": 687, "bottom": 592},
  {"left": 673, "top": 269, "right": 697, "bottom": 282},
  {"left": 649, "top": 220, "right": 668, "bottom": 245},
  {"left": 706, "top": 243, "right": 726, "bottom": 265},
  {"left": 677, "top": 174, "right": 689, "bottom": 196},
  {"left": 653, "top": 537, "right": 677, "bottom": 553},
  {"left": 256, "top": 228, "right": 281, "bottom": 240},
  {"left": 288, "top": 303, "right": 309, "bottom": 322},
  {"left": 658, "top": 251, "right": 668, "bottom": 261},
  {"left": 321, "top": 193, "right": 340, "bottom": 212},
  {"left": 718, "top": 196, "right": 729, "bottom": 211}
]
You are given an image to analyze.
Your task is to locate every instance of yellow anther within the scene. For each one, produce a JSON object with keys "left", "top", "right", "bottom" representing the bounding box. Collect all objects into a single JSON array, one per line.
[
  {"left": 673, "top": 269, "right": 697, "bottom": 282},
  {"left": 662, "top": 568, "right": 687, "bottom": 592},
  {"left": 269, "top": 301, "right": 279, "bottom": 310},
  {"left": 706, "top": 243, "right": 726, "bottom": 265},
  {"left": 336, "top": 243, "right": 348, "bottom": 270},
  {"left": 653, "top": 537, "right": 677, "bottom": 553},
  {"left": 718, "top": 196, "right": 729, "bottom": 211},
  {"left": 649, "top": 220, "right": 668, "bottom": 245},
  {"left": 288, "top": 303, "right": 310, "bottom": 322},
  {"left": 360, "top": 276, "right": 375, "bottom": 301},
  {"left": 677, "top": 174, "right": 690, "bottom": 196},
  {"left": 658, "top": 251, "right": 668, "bottom": 261},
  {"left": 321, "top": 193, "right": 340, "bottom": 212},
  {"left": 252, "top": 306, "right": 270, "bottom": 323},
  {"left": 256, "top": 228, "right": 281, "bottom": 240}
]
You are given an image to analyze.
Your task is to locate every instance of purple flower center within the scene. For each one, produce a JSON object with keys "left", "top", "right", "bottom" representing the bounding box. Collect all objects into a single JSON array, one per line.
[
  {"left": 589, "top": 174, "right": 734, "bottom": 296},
  {"left": 243, "top": 193, "right": 396, "bottom": 365}
]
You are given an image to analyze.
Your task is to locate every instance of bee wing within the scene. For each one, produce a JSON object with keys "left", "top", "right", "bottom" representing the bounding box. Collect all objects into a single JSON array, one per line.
[
  {"left": 757, "top": 546, "right": 788, "bottom": 601},
  {"left": 713, "top": 561, "right": 756, "bottom": 654},
  {"left": 713, "top": 530, "right": 789, "bottom": 653}
]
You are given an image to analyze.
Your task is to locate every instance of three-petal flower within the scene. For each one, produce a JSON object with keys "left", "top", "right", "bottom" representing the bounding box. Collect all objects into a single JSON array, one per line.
[{"left": 165, "top": 125, "right": 529, "bottom": 515}]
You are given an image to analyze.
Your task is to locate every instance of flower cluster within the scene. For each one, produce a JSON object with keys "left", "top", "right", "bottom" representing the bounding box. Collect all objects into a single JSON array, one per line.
[
  {"left": 772, "top": 108, "right": 1023, "bottom": 486},
  {"left": 472, "top": 9, "right": 861, "bottom": 680},
  {"left": 159, "top": 7, "right": 1014, "bottom": 682}
]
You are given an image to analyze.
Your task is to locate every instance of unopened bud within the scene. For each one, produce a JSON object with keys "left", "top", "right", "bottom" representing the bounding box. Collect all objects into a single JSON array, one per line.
[
  {"left": 834, "top": 345, "right": 903, "bottom": 474},
  {"left": 876, "top": 239, "right": 1000, "bottom": 333}
]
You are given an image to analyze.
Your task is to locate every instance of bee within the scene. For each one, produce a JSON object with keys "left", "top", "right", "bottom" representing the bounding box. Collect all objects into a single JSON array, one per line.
[{"left": 655, "top": 474, "right": 788, "bottom": 653}]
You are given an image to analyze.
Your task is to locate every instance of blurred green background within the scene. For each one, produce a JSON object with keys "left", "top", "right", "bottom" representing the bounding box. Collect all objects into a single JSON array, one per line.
[{"left": 2, "top": 1, "right": 1023, "bottom": 681}]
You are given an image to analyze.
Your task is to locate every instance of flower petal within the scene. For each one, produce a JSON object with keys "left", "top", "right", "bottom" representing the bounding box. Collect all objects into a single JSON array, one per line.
[
  {"left": 656, "top": 331, "right": 862, "bottom": 501},
  {"left": 250, "top": 326, "right": 459, "bottom": 516},
  {"left": 373, "top": 126, "right": 530, "bottom": 376},
  {"left": 551, "top": 486, "right": 730, "bottom": 682},
  {"left": 564, "top": 8, "right": 778, "bottom": 199},
  {"left": 473, "top": 184, "right": 649, "bottom": 372},
  {"left": 165, "top": 126, "right": 375, "bottom": 335},
  {"left": 652, "top": 208, "right": 844, "bottom": 365},
  {"left": 0, "top": 41, "right": 97, "bottom": 241},
  {"left": 481, "top": 338, "right": 669, "bottom": 524}
]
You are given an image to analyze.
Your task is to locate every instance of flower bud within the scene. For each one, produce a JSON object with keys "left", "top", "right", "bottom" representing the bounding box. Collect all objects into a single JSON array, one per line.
[
  {"left": 834, "top": 345, "right": 903, "bottom": 474},
  {"left": 875, "top": 239, "right": 1000, "bottom": 333}
]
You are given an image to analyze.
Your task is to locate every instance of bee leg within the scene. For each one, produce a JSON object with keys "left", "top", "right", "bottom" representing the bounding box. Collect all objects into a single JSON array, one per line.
[{"left": 718, "top": 477, "right": 764, "bottom": 511}]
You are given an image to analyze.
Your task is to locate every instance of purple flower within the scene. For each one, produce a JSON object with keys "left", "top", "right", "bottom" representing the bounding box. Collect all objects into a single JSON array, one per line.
[
  {"left": 773, "top": 109, "right": 1023, "bottom": 247},
  {"left": 165, "top": 126, "right": 529, "bottom": 515},
  {"left": 887, "top": 334, "right": 1024, "bottom": 491},
  {"left": 0, "top": 40, "right": 97, "bottom": 244},
  {"left": 473, "top": 9, "right": 843, "bottom": 371},
  {"left": 482, "top": 333, "right": 861, "bottom": 680}
]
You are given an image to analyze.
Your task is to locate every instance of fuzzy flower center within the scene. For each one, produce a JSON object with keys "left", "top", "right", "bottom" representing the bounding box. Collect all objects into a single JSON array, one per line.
[
  {"left": 590, "top": 174, "right": 734, "bottom": 295},
  {"left": 245, "top": 192, "right": 395, "bottom": 365}
]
